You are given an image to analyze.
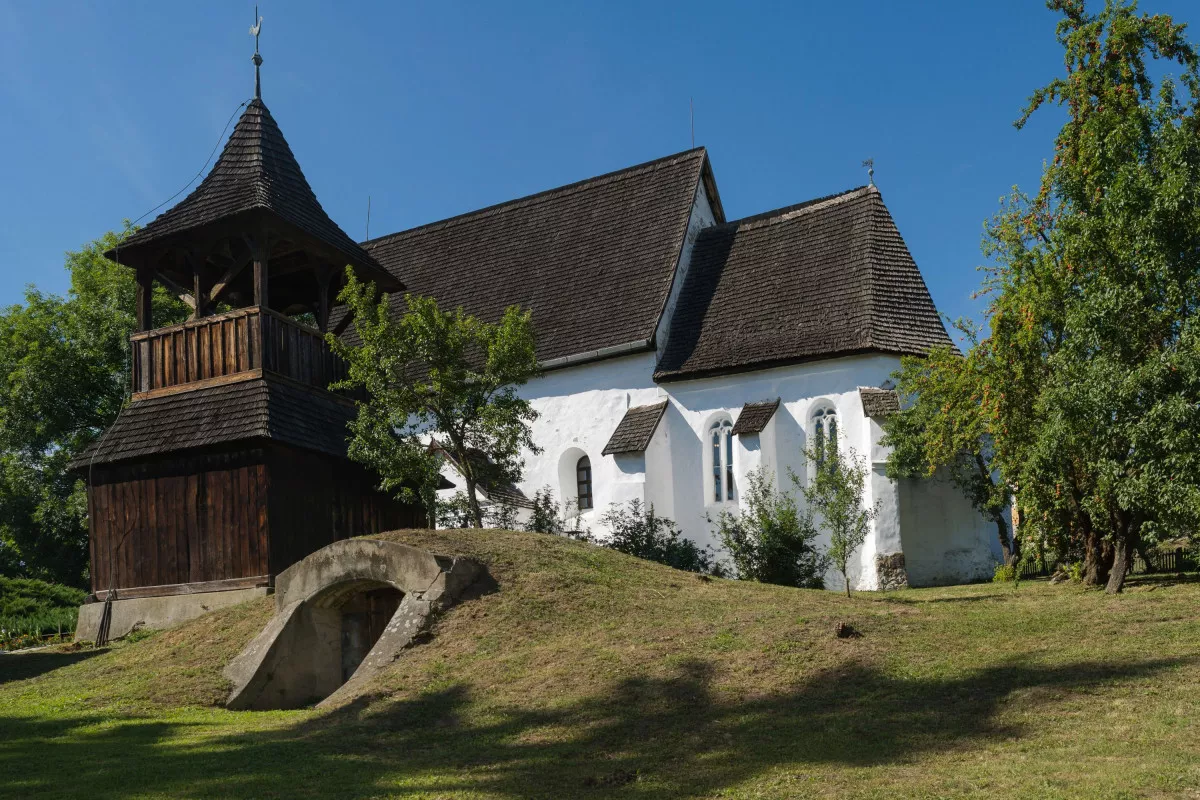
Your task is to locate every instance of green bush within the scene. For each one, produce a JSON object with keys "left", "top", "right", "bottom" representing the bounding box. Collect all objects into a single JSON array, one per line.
[
  {"left": 992, "top": 563, "right": 1018, "bottom": 583},
  {"left": 596, "top": 500, "right": 722, "bottom": 576},
  {"left": 711, "top": 468, "right": 826, "bottom": 589},
  {"left": 0, "top": 576, "right": 85, "bottom": 616},
  {"left": 0, "top": 577, "right": 85, "bottom": 645}
]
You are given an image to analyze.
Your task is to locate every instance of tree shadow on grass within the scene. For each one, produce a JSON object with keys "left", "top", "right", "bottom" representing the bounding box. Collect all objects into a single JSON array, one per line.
[
  {"left": 878, "top": 592, "right": 1010, "bottom": 605},
  {"left": 0, "top": 648, "right": 103, "bottom": 685},
  {"left": 0, "top": 655, "right": 1188, "bottom": 799},
  {"left": 1124, "top": 572, "right": 1200, "bottom": 589}
]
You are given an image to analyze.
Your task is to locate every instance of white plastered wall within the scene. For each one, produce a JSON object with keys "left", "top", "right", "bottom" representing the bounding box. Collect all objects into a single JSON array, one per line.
[
  {"left": 657, "top": 354, "right": 900, "bottom": 589},
  {"left": 512, "top": 351, "right": 1001, "bottom": 589},
  {"left": 518, "top": 351, "right": 664, "bottom": 532}
]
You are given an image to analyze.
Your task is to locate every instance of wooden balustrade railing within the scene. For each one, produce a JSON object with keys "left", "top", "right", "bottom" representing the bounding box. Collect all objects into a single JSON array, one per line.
[{"left": 131, "top": 306, "right": 353, "bottom": 397}]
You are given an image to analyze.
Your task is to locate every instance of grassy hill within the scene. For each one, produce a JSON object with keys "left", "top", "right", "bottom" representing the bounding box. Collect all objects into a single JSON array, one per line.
[{"left": 1, "top": 528, "right": 1199, "bottom": 799}]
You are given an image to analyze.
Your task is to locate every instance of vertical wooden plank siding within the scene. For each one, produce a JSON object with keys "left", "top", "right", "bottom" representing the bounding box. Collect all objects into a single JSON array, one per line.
[{"left": 86, "top": 443, "right": 425, "bottom": 594}]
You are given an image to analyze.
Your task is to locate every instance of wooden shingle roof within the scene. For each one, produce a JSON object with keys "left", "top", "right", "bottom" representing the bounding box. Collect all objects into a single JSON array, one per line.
[
  {"left": 654, "top": 186, "right": 952, "bottom": 381},
  {"left": 357, "top": 149, "right": 715, "bottom": 364},
  {"left": 859, "top": 387, "right": 901, "bottom": 418},
  {"left": 74, "top": 378, "right": 355, "bottom": 467},
  {"left": 112, "top": 99, "right": 396, "bottom": 289},
  {"left": 731, "top": 399, "right": 780, "bottom": 435},
  {"left": 602, "top": 400, "right": 669, "bottom": 456}
]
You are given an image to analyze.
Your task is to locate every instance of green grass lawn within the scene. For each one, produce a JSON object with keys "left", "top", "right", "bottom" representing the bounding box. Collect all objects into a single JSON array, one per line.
[{"left": 2, "top": 529, "right": 1198, "bottom": 799}]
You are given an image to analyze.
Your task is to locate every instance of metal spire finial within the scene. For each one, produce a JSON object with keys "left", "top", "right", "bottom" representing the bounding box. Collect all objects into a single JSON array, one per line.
[
  {"left": 250, "top": 6, "right": 264, "bottom": 99},
  {"left": 862, "top": 158, "right": 875, "bottom": 187}
]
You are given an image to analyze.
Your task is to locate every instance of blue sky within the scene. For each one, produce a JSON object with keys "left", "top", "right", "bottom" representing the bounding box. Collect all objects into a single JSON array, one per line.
[{"left": 1, "top": 1, "right": 1195, "bottom": 336}]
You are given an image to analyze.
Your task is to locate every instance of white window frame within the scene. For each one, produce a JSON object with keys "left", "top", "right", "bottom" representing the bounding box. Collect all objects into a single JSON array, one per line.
[
  {"left": 809, "top": 402, "right": 839, "bottom": 473},
  {"left": 706, "top": 415, "right": 736, "bottom": 504}
]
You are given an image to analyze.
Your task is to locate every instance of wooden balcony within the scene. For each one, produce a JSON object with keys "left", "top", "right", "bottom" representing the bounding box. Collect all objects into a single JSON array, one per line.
[{"left": 131, "top": 306, "right": 353, "bottom": 398}]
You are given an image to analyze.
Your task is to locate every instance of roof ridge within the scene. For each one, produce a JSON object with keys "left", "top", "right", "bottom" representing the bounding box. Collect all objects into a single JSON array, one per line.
[
  {"left": 362, "top": 148, "right": 708, "bottom": 247},
  {"left": 718, "top": 185, "right": 874, "bottom": 232}
]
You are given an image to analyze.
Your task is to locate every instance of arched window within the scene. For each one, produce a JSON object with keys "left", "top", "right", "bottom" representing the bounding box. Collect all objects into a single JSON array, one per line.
[
  {"left": 576, "top": 455, "right": 593, "bottom": 510},
  {"left": 812, "top": 405, "right": 838, "bottom": 470},
  {"left": 709, "top": 418, "right": 735, "bottom": 502}
]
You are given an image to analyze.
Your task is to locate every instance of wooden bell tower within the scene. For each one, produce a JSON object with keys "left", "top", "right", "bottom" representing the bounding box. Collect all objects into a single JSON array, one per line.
[{"left": 74, "top": 40, "right": 420, "bottom": 631}]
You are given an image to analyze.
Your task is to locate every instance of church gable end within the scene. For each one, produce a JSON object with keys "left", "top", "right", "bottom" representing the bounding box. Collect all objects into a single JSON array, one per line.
[{"left": 654, "top": 186, "right": 952, "bottom": 381}]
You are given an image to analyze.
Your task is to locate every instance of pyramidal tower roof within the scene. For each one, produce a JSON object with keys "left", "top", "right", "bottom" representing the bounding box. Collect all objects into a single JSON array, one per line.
[{"left": 114, "top": 98, "right": 396, "bottom": 289}]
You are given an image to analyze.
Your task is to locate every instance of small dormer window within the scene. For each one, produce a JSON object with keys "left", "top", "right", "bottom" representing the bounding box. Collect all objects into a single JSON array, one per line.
[{"left": 709, "top": 418, "right": 735, "bottom": 502}]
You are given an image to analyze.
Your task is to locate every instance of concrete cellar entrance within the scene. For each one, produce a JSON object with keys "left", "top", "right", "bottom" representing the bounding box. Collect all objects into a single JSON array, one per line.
[{"left": 224, "top": 538, "right": 486, "bottom": 710}]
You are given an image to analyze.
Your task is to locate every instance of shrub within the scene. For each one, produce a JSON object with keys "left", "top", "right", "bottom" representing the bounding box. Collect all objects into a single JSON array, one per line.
[
  {"left": 711, "top": 468, "right": 826, "bottom": 588},
  {"left": 0, "top": 577, "right": 85, "bottom": 646},
  {"left": 0, "top": 576, "right": 86, "bottom": 617},
  {"left": 597, "top": 500, "right": 722, "bottom": 575},
  {"left": 993, "top": 563, "right": 1018, "bottom": 583},
  {"left": 523, "top": 486, "right": 589, "bottom": 538}
]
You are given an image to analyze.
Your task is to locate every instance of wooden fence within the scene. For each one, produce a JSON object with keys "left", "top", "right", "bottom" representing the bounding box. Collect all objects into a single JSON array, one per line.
[{"left": 1019, "top": 547, "right": 1192, "bottom": 579}]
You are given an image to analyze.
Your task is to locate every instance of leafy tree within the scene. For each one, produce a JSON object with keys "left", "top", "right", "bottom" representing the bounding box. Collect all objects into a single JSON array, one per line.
[
  {"left": 796, "top": 438, "right": 878, "bottom": 598},
  {"left": 711, "top": 467, "right": 827, "bottom": 588},
  {"left": 598, "top": 499, "right": 721, "bottom": 575},
  {"left": 973, "top": 0, "right": 1200, "bottom": 593},
  {"left": 0, "top": 231, "right": 187, "bottom": 586},
  {"left": 883, "top": 322, "right": 1017, "bottom": 564},
  {"left": 329, "top": 271, "right": 541, "bottom": 528}
]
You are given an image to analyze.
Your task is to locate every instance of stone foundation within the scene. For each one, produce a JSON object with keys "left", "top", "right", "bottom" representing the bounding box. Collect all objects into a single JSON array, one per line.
[
  {"left": 75, "top": 586, "right": 269, "bottom": 642},
  {"left": 875, "top": 552, "right": 909, "bottom": 591}
]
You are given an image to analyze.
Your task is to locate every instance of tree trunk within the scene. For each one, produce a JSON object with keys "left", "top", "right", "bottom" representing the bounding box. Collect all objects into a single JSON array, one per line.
[
  {"left": 463, "top": 475, "right": 484, "bottom": 528},
  {"left": 1082, "top": 519, "right": 1113, "bottom": 587},
  {"left": 995, "top": 517, "right": 1014, "bottom": 565},
  {"left": 1106, "top": 533, "right": 1131, "bottom": 594}
]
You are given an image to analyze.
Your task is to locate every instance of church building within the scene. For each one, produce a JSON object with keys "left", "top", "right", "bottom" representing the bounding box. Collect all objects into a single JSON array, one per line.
[{"left": 365, "top": 150, "right": 1003, "bottom": 590}]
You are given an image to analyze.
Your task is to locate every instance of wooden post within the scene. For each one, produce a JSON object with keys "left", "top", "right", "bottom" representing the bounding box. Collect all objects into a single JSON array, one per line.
[
  {"left": 136, "top": 266, "right": 153, "bottom": 332},
  {"left": 315, "top": 266, "right": 333, "bottom": 332},
  {"left": 192, "top": 266, "right": 204, "bottom": 321},
  {"left": 252, "top": 231, "right": 269, "bottom": 310}
]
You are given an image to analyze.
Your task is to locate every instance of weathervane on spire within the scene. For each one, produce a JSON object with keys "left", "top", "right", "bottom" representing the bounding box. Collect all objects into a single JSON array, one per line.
[
  {"left": 862, "top": 158, "right": 875, "bottom": 187},
  {"left": 250, "top": 6, "right": 264, "bottom": 99}
]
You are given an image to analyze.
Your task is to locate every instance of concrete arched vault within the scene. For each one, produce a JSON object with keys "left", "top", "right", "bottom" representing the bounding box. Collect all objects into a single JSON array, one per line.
[{"left": 224, "top": 539, "right": 486, "bottom": 710}]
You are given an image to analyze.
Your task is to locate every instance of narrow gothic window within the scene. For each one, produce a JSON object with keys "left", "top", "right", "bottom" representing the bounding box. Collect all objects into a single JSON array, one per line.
[
  {"left": 576, "top": 455, "right": 593, "bottom": 511},
  {"left": 709, "top": 418, "right": 735, "bottom": 502},
  {"left": 812, "top": 406, "right": 838, "bottom": 470}
]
